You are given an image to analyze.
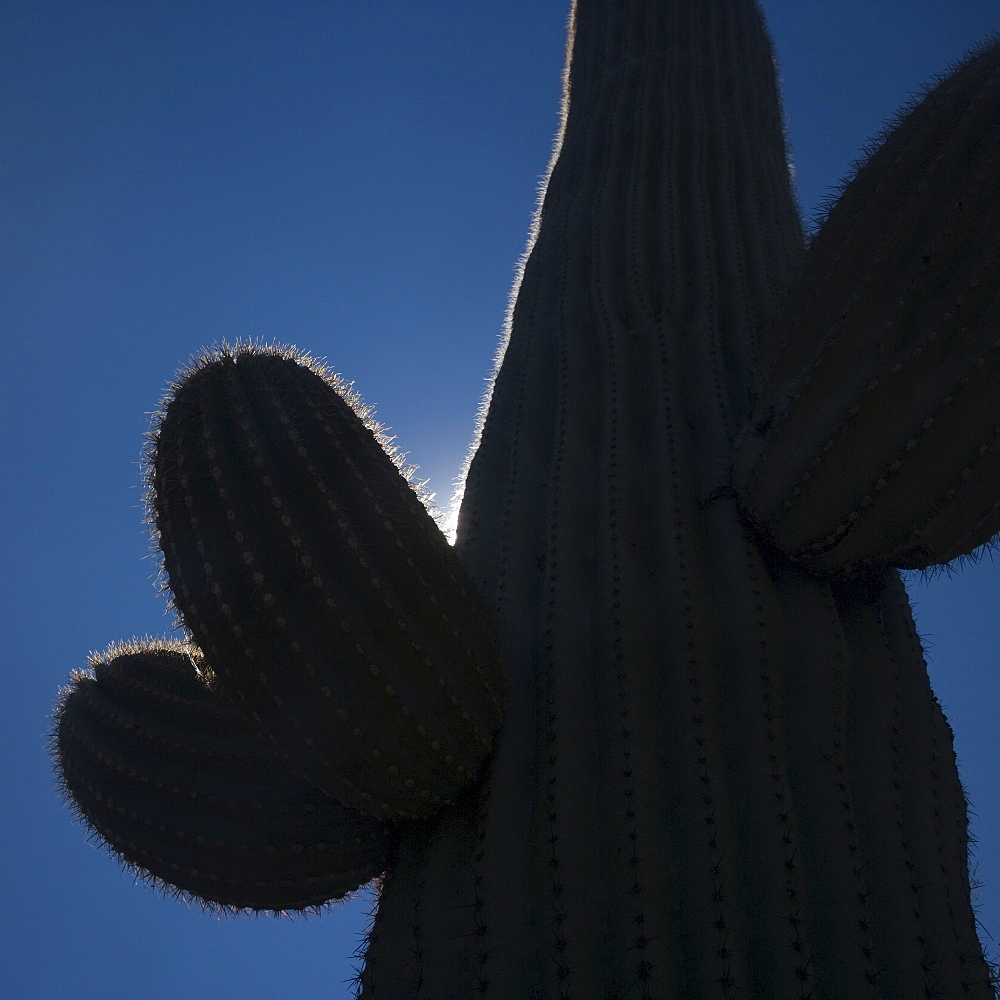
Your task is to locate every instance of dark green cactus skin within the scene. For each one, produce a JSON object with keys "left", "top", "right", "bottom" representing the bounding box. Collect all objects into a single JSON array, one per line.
[{"left": 52, "top": 1, "right": 999, "bottom": 996}]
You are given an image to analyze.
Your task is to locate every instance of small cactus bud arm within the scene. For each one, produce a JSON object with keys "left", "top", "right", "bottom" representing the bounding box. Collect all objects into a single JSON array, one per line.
[
  {"left": 52, "top": 641, "right": 398, "bottom": 912},
  {"left": 733, "top": 39, "right": 1000, "bottom": 573},
  {"left": 151, "top": 346, "right": 504, "bottom": 821}
]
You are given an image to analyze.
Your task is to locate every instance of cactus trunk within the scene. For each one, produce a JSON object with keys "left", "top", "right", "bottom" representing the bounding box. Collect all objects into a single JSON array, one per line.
[{"left": 357, "top": 2, "right": 993, "bottom": 997}]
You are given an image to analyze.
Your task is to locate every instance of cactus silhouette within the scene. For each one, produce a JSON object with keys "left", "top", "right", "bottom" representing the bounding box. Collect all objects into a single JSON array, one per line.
[{"left": 52, "top": 1, "right": 999, "bottom": 997}]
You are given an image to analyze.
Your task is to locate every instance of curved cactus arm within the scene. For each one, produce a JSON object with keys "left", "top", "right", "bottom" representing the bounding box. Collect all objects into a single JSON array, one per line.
[
  {"left": 733, "top": 39, "right": 1000, "bottom": 575},
  {"left": 52, "top": 641, "right": 399, "bottom": 913},
  {"left": 151, "top": 345, "right": 504, "bottom": 821}
]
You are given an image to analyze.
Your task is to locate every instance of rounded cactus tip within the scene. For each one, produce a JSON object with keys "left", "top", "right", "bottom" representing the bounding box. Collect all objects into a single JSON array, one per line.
[{"left": 147, "top": 340, "right": 429, "bottom": 506}]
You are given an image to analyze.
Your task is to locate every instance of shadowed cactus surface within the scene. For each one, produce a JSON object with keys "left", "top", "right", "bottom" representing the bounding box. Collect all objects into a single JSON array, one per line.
[{"left": 52, "top": 2, "right": 998, "bottom": 997}]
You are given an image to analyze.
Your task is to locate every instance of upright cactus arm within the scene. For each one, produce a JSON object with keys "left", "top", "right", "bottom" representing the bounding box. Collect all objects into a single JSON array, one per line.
[
  {"left": 53, "top": 641, "right": 398, "bottom": 912},
  {"left": 733, "top": 39, "right": 1000, "bottom": 574},
  {"left": 150, "top": 346, "right": 504, "bottom": 822}
]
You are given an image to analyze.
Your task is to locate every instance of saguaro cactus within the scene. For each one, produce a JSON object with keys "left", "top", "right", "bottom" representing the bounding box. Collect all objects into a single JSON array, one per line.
[{"left": 53, "top": 1, "right": 998, "bottom": 997}]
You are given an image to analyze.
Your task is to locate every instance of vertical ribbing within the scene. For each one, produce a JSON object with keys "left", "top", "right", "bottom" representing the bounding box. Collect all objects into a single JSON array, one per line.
[
  {"left": 679, "top": 517, "right": 743, "bottom": 998},
  {"left": 539, "top": 249, "right": 574, "bottom": 996},
  {"left": 835, "top": 572, "right": 973, "bottom": 999},
  {"left": 880, "top": 575, "right": 989, "bottom": 998},
  {"left": 881, "top": 585, "right": 940, "bottom": 996},
  {"left": 827, "top": 580, "right": 886, "bottom": 997},
  {"left": 765, "top": 570, "right": 875, "bottom": 997},
  {"left": 603, "top": 256, "right": 649, "bottom": 998},
  {"left": 740, "top": 537, "right": 817, "bottom": 997},
  {"left": 468, "top": 790, "right": 492, "bottom": 995},
  {"left": 457, "top": 0, "right": 803, "bottom": 571}
]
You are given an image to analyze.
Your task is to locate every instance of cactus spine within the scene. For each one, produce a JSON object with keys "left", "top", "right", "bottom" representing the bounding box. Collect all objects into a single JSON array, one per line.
[{"left": 53, "top": 2, "right": 997, "bottom": 997}]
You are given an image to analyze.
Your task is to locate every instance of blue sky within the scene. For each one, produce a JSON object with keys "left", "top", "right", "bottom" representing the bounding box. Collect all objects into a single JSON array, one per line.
[{"left": 3, "top": 2, "right": 998, "bottom": 997}]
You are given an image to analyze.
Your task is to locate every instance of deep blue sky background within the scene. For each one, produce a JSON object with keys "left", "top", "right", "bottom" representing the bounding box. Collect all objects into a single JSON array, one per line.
[{"left": 4, "top": 2, "right": 998, "bottom": 997}]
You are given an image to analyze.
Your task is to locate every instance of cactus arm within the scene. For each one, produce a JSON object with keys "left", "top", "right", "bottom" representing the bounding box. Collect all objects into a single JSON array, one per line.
[
  {"left": 733, "top": 40, "right": 1000, "bottom": 574},
  {"left": 52, "top": 641, "right": 397, "bottom": 912},
  {"left": 151, "top": 345, "right": 503, "bottom": 821}
]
